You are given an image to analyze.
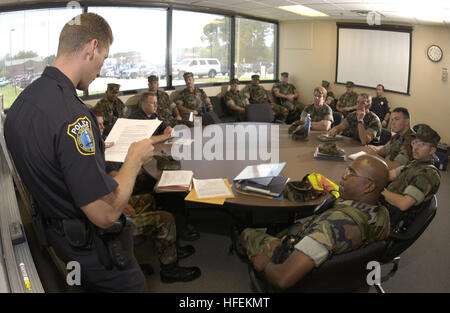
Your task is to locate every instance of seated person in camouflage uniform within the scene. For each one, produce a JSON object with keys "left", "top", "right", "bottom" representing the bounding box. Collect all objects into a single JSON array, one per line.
[
  {"left": 93, "top": 83, "right": 126, "bottom": 138},
  {"left": 329, "top": 93, "right": 381, "bottom": 145},
  {"left": 381, "top": 124, "right": 441, "bottom": 229},
  {"left": 336, "top": 81, "right": 358, "bottom": 117},
  {"left": 322, "top": 80, "right": 336, "bottom": 110},
  {"left": 175, "top": 72, "right": 213, "bottom": 121},
  {"left": 128, "top": 92, "right": 174, "bottom": 141},
  {"left": 370, "top": 84, "right": 391, "bottom": 128},
  {"left": 243, "top": 74, "right": 288, "bottom": 123},
  {"left": 92, "top": 109, "right": 201, "bottom": 283},
  {"left": 224, "top": 79, "right": 249, "bottom": 121},
  {"left": 237, "top": 155, "right": 390, "bottom": 290},
  {"left": 365, "top": 107, "right": 414, "bottom": 170},
  {"left": 272, "top": 72, "right": 303, "bottom": 124},
  {"left": 289, "top": 86, "right": 333, "bottom": 132}
]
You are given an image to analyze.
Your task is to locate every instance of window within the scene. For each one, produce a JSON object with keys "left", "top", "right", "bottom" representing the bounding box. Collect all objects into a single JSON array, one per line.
[
  {"left": 172, "top": 10, "right": 230, "bottom": 86},
  {"left": 235, "top": 17, "right": 276, "bottom": 81},
  {"left": 88, "top": 7, "right": 167, "bottom": 94},
  {"left": 0, "top": 7, "right": 82, "bottom": 109}
]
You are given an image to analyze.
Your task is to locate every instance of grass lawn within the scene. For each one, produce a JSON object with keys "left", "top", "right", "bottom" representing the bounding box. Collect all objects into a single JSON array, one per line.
[{"left": 0, "top": 84, "right": 22, "bottom": 110}]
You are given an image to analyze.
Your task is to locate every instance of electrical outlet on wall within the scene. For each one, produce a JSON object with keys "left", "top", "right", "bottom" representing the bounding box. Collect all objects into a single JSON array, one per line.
[{"left": 443, "top": 68, "right": 448, "bottom": 82}]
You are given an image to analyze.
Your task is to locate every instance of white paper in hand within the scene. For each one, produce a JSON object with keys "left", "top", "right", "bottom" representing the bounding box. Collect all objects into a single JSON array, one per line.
[{"left": 105, "top": 118, "right": 161, "bottom": 162}]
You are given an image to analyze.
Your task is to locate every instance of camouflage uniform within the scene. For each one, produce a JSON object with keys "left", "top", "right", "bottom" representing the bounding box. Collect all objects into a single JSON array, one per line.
[
  {"left": 386, "top": 160, "right": 440, "bottom": 227},
  {"left": 289, "top": 103, "right": 334, "bottom": 132},
  {"left": 341, "top": 111, "right": 381, "bottom": 142},
  {"left": 239, "top": 199, "right": 390, "bottom": 267},
  {"left": 94, "top": 97, "right": 125, "bottom": 137},
  {"left": 128, "top": 194, "right": 177, "bottom": 265},
  {"left": 175, "top": 87, "right": 210, "bottom": 120},
  {"left": 384, "top": 128, "right": 415, "bottom": 165},
  {"left": 224, "top": 89, "right": 248, "bottom": 121},
  {"left": 272, "top": 82, "right": 304, "bottom": 123},
  {"left": 337, "top": 92, "right": 358, "bottom": 117},
  {"left": 243, "top": 84, "right": 288, "bottom": 122}
]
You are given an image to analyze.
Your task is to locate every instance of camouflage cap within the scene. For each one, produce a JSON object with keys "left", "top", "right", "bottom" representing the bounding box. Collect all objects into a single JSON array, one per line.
[
  {"left": 318, "top": 142, "right": 345, "bottom": 156},
  {"left": 346, "top": 81, "right": 354, "bottom": 88},
  {"left": 183, "top": 72, "right": 194, "bottom": 79},
  {"left": 412, "top": 124, "right": 441, "bottom": 146},
  {"left": 251, "top": 74, "right": 260, "bottom": 80},
  {"left": 148, "top": 75, "right": 158, "bottom": 82},
  {"left": 107, "top": 83, "right": 120, "bottom": 93},
  {"left": 281, "top": 72, "right": 289, "bottom": 77},
  {"left": 230, "top": 79, "right": 239, "bottom": 85},
  {"left": 322, "top": 80, "right": 330, "bottom": 88}
]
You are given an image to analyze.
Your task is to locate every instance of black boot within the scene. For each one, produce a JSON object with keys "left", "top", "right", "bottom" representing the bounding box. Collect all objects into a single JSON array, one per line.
[
  {"left": 160, "top": 263, "right": 201, "bottom": 283},
  {"left": 177, "top": 245, "right": 195, "bottom": 260}
]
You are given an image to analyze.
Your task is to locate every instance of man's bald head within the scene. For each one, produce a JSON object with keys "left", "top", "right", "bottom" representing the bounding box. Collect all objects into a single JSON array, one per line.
[{"left": 340, "top": 155, "right": 389, "bottom": 203}]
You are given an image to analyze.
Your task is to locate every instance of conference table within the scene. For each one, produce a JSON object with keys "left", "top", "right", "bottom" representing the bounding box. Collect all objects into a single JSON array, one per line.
[{"left": 145, "top": 122, "right": 365, "bottom": 225}]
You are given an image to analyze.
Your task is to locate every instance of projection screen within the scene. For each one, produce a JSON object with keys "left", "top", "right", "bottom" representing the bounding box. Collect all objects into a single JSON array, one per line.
[{"left": 336, "top": 25, "right": 412, "bottom": 94}]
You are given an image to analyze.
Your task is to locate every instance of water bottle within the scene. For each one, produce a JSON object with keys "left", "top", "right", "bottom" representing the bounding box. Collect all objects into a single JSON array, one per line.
[{"left": 305, "top": 113, "right": 311, "bottom": 138}]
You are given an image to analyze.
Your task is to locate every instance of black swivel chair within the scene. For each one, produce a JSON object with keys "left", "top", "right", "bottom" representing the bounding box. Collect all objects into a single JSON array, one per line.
[
  {"left": 332, "top": 111, "right": 344, "bottom": 128},
  {"left": 248, "top": 196, "right": 438, "bottom": 293},
  {"left": 371, "top": 128, "right": 392, "bottom": 146},
  {"left": 377, "top": 196, "right": 438, "bottom": 291},
  {"left": 245, "top": 103, "right": 274, "bottom": 123}
]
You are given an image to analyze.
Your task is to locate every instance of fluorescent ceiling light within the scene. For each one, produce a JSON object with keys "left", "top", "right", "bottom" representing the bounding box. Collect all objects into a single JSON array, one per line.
[{"left": 278, "top": 5, "right": 328, "bottom": 17}]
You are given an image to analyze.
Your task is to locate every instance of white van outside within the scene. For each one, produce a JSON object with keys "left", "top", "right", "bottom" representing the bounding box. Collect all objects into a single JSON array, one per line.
[{"left": 174, "top": 58, "right": 221, "bottom": 79}]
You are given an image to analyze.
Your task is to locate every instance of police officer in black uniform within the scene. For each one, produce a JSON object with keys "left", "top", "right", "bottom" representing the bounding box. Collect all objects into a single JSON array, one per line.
[
  {"left": 370, "top": 84, "right": 391, "bottom": 128},
  {"left": 4, "top": 13, "right": 153, "bottom": 292}
]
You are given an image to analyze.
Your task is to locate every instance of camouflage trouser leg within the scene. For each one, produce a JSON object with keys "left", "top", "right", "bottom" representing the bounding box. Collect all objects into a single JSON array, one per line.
[
  {"left": 168, "top": 117, "right": 194, "bottom": 128},
  {"left": 239, "top": 228, "right": 282, "bottom": 259},
  {"left": 271, "top": 103, "right": 289, "bottom": 122},
  {"left": 128, "top": 194, "right": 177, "bottom": 265}
]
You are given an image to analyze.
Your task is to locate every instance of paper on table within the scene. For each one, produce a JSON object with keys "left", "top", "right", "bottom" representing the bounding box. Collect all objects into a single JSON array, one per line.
[
  {"left": 158, "top": 170, "right": 193, "bottom": 188},
  {"left": 349, "top": 151, "right": 367, "bottom": 160},
  {"left": 193, "top": 178, "right": 233, "bottom": 199},
  {"left": 233, "top": 163, "right": 286, "bottom": 181},
  {"left": 185, "top": 179, "right": 234, "bottom": 205},
  {"left": 105, "top": 118, "right": 161, "bottom": 162}
]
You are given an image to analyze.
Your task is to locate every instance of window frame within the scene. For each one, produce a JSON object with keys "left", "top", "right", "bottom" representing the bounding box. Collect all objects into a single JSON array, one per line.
[{"left": 0, "top": 1, "right": 279, "bottom": 102}]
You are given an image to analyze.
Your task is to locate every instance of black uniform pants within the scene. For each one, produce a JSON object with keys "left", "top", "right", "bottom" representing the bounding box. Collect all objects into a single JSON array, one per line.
[{"left": 46, "top": 226, "right": 147, "bottom": 293}]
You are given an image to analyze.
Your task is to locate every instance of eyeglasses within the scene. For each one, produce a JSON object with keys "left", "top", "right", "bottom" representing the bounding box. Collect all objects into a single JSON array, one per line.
[
  {"left": 343, "top": 167, "right": 374, "bottom": 182},
  {"left": 313, "top": 94, "right": 324, "bottom": 99},
  {"left": 411, "top": 139, "right": 432, "bottom": 148}
]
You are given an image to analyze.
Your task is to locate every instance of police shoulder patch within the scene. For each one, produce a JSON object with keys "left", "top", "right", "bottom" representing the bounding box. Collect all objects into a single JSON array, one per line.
[{"left": 67, "top": 116, "right": 96, "bottom": 156}]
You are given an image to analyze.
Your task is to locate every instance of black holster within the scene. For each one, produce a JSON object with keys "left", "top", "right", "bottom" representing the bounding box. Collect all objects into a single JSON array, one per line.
[
  {"left": 90, "top": 214, "right": 134, "bottom": 270},
  {"left": 29, "top": 202, "right": 49, "bottom": 248}
]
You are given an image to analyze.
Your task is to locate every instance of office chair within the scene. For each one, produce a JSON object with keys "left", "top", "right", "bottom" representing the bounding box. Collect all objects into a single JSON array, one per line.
[
  {"left": 378, "top": 196, "right": 437, "bottom": 288},
  {"left": 332, "top": 111, "right": 343, "bottom": 128},
  {"left": 371, "top": 128, "right": 392, "bottom": 146},
  {"left": 245, "top": 103, "right": 274, "bottom": 123}
]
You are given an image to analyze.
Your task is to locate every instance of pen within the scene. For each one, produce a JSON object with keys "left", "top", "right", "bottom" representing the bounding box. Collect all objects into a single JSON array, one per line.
[{"left": 19, "top": 262, "right": 32, "bottom": 292}]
